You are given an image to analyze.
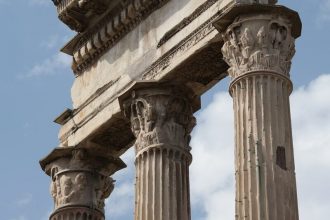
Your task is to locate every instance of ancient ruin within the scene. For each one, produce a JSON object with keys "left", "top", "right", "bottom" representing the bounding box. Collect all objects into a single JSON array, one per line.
[{"left": 40, "top": 0, "right": 302, "bottom": 219}]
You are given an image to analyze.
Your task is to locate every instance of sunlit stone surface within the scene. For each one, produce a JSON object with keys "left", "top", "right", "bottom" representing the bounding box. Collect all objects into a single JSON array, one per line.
[{"left": 40, "top": 1, "right": 301, "bottom": 219}]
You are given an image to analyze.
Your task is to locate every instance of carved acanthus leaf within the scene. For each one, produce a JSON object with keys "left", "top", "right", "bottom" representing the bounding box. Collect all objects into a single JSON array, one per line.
[
  {"left": 221, "top": 14, "right": 296, "bottom": 78},
  {"left": 123, "top": 87, "right": 196, "bottom": 153}
]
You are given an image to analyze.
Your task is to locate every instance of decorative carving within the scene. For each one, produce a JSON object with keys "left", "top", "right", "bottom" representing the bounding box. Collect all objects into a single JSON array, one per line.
[
  {"left": 50, "top": 174, "right": 76, "bottom": 206},
  {"left": 157, "top": 0, "right": 218, "bottom": 48},
  {"left": 41, "top": 147, "right": 125, "bottom": 214},
  {"left": 58, "top": 0, "right": 226, "bottom": 75},
  {"left": 58, "top": 10, "right": 86, "bottom": 33},
  {"left": 59, "top": 11, "right": 225, "bottom": 147},
  {"left": 56, "top": 0, "right": 171, "bottom": 74},
  {"left": 78, "top": 0, "right": 107, "bottom": 15},
  {"left": 96, "top": 176, "right": 115, "bottom": 209},
  {"left": 70, "top": 148, "right": 87, "bottom": 168},
  {"left": 50, "top": 171, "right": 89, "bottom": 207},
  {"left": 142, "top": 7, "right": 229, "bottom": 80},
  {"left": 120, "top": 85, "right": 197, "bottom": 220},
  {"left": 75, "top": 173, "right": 88, "bottom": 194},
  {"left": 60, "top": 175, "right": 75, "bottom": 204},
  {"left": 50, "top": 170, "right": 115, "bottom": 209},
  {"left": 221, "top": 14, "right": 296, "bottom": 78},
  {"left": 123, "top": 86, "right": 196, "bottom": 153},
  {"left": 52, "top": 0, "right": 110, "bottom": 32}
]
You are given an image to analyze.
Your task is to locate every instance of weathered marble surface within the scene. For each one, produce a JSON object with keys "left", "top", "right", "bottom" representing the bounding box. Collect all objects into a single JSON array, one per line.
[
  {"left": 57, "top": 0, "right": 232, "bottom": 153},
  {"left": 214, "top": 4, "right": 301, "bottom": 219},
  {"left": 40, "top": 146, "right": 126, "bottom": 219},
  {"left": 42, "top": 1, "right": 302, "bottom": 220}
]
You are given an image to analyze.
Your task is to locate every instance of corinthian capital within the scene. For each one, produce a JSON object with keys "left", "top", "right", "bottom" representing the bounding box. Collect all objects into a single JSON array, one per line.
[
  {"left": 40, "top": 146, "right": 126, "bottom": 218},
  {"left": 120, "top": 82, "right": 200, "bottom": 153},
  {"left": 214, "top": 5, "right": 301, "bottom": 79}
]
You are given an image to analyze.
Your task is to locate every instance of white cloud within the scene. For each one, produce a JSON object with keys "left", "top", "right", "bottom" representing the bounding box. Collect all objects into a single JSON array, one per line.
[
  {"left": 106, "top": 149, "right": 135, "bottom": 219},
  {"left": 190, "top": 91, "right": 235, "bottom": 220},
  {"left": 291, "top": 74, "right": 330, "bottom": 219},
  {"left": 18, "top": 53, "right": 71, "bottom": 79},
  {"left": 104, "top": 74, "right": 330, "bottom": 219}
]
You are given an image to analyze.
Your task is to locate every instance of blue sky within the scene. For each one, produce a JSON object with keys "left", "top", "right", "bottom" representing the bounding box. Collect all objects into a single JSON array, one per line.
[{"left": 0, "top": 1, "right": 329, "bottom": 220}]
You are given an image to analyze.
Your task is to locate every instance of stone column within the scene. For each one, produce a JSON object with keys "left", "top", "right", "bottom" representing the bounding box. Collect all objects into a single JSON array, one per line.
[
  {"left": 40, "top": 147, "right": 126, "bottom": 220},
  {"left": 120, "top": 83, "right": 199, "bottom": 220},
  {"left": 214, "top": 5, "right": 301, "bottom": 220}
]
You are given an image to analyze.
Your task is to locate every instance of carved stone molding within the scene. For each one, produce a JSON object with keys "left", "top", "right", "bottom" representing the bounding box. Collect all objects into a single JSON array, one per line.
[
  {"left": 213, "top": 4, "right": 301, "bottom": 80},
  {"left": 157, "top": 0, "right": 218, "bottom": 48},
  {"left": 40, "top": 147, "right": 126, "bottom": 215},
  {"left": 57, "top": 0, "right": 170, "bottom": 74},
  {"left": 141, "top": 10, "right": 223, "bottom": 81},
  {"left": 120, "top": 82, "right": 199, "bottom": 154},
  {"left": 52, "top": 0, "right": 118, "bottom": 32},
  {"left": 53, "top": 0, "right": 108, "bottom": 32}
]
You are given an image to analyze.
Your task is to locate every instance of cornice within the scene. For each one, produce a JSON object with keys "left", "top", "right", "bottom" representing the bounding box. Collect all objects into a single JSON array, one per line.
[
  {"left": 52, "top": 0, "right": 121, "bottom": 32},
  {"left": 58, "top": 0, "right": 170, "bottom": 75}
]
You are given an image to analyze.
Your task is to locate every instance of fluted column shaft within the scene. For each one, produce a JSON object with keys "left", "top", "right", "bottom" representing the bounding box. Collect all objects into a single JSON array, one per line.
[
  {"left": 216, "top": 6, "right": 301, "bottom": 220},
  {"left": 122, "top": 84, "right": 197, "bottom": 220},
  {"left": 231, "top": 73, "right": 298, "bottom": 220},
  {"left": 135, "top": 144, "right": 192, "bottom": 220}
]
